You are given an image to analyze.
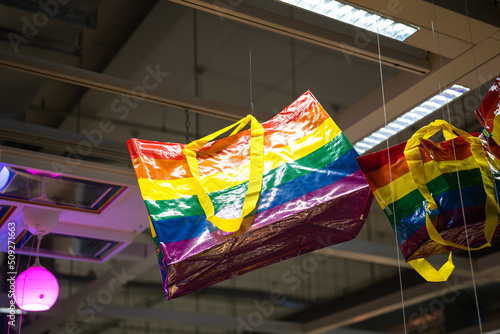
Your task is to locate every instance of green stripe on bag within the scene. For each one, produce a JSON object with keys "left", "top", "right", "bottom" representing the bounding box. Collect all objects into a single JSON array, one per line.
[
  {"left": 383, "top": 168, "right": 482, "bottom": 224},
  {"left": 146, "top": 133, "right": 353, "bottom": 221}
]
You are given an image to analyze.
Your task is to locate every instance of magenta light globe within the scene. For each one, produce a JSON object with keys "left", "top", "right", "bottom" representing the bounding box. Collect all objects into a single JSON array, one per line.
[{"left": 14, "top": 265, "right": 59, "bottom": 311}]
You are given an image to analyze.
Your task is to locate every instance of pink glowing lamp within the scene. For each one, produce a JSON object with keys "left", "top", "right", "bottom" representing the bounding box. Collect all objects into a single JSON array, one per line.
[
  {"left": 14, "top": 207, "right": 60, "bottom": 311},
  {"left": 15, "top": 261, "right": 59, "bottom": 311}
]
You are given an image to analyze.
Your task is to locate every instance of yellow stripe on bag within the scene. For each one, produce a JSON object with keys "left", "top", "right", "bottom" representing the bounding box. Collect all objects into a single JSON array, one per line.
[
  {"left": 374, "top": 154, "right": 478, "bottom": 209},
  {"left": 138, "top": 118, "right": 341, "bottom": 201}
]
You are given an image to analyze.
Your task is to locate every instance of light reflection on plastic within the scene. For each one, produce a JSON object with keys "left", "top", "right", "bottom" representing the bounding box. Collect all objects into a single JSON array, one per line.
[{"left": 0, "top": 166, "right": 10, "bottom": 191}]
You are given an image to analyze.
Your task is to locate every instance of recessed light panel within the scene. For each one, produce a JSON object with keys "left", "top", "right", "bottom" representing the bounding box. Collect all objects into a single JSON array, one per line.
[
  {"left": 277, "top": 0, "right": 419, "bottom": 41},
  {"left": 354, "top": 84, "right": 470, "bottom": 154}
]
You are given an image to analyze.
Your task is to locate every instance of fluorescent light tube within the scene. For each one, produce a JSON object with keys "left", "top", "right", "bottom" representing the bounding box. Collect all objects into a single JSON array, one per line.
[
  {"left": 353, "top": 84, "right": 470, "bottom": 155},
  {"left": 277, "top": 0, "right": 419, "bottom": 41}
]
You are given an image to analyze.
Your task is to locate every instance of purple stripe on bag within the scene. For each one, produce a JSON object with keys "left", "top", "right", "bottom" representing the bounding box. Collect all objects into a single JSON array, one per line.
[{"left": 161, "top": 169, "right": 368, "bottom": 264}]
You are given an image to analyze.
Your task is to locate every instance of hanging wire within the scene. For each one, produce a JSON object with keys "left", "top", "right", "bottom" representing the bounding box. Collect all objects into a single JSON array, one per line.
[
  {"left": 289, "top": 6, "right": 298, "bottom": 99},
  {"left": 193, "top": 8, "right": 200, "bottom": 140},
  {"left": 193, "top": 9, "right": 200, "bottom": 99},
  {"left": 194, "top": 292, "right": 199, "bottom": 334},
  {"left": 430, "top": 1, "right": 484, "bottom": 331},
  {"left": 185, "top": 109, "right": 191, "bottom": 144},
  {"left": 373, "top": 1, "right": 407, "bottom": 332},
  {"left": 69, "top": 260, "right": 74, "bottom": 297},
  {"left": 161, "top": 107, "right": 167, "bottom": 133},
  {"left": 35, "top": 233, "right": 43, "bottom": 264},
  {"left": 249, "top": 47, "right": 255, "bottom": 116},
  {"left": 76, "top": 29, "right": 84, "bottom": 133}
]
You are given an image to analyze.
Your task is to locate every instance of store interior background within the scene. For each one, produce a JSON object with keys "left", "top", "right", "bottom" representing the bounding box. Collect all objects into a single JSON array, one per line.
[{"left": 0, "top": 0, "right": 500, "bottom": 333}]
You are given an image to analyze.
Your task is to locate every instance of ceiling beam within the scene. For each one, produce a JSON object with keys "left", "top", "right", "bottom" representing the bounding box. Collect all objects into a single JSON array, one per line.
[
  {"left": 170, "top": 0, "right": 430, "bottom": 75},
  {"left": 0, "top": 49, "right": 268, "bottom": 122}
]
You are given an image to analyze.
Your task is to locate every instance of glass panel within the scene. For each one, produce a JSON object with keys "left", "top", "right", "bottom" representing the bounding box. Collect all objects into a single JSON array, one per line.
[
  {"left": 19, "top": 232, "right": 121, "bottom": 260},
  {"left": 0, "top": 165, "right": 126, "bottom": 212}
]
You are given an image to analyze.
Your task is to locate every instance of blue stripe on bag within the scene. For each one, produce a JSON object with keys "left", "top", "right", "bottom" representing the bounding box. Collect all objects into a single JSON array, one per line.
[
  {"left": 153, "top": 148, "right": 360, "bottom": 244},
  {"left": 395, "top": 184, "right": 492, "bottom": 245}
]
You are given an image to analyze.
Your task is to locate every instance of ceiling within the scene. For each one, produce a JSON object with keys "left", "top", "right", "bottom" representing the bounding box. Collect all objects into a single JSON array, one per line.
[{"left": 0, "top": 0, "right": 500, "bottom": 333}]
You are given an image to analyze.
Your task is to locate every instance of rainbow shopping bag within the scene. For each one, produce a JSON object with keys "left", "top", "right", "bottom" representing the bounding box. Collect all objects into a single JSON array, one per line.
[
  {"left": 475, "top": 76, "right": 500, "bottom": 144},
  {"left": 357, "top": 120, "right": 500, "bottom": 281},
  {"left": 127, "top": 91, "right": 373, "bottom": 299}
]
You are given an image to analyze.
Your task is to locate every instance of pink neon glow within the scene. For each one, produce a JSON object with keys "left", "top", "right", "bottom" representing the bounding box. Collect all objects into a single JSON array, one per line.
[
  {"left": 25, "top": 169, "right": 59, "bottom": 178},
  {"left": 14, "top": 266, "right": 59, "bottom": 311}
]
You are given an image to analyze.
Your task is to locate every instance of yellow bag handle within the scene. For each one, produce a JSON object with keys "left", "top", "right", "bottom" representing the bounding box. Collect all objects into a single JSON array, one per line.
[
  {"left": 183, "top": 115, "right": 265, "bottom": 233},
  {"left": 404, "top": 120, "right": 498, "bottom": 281}
]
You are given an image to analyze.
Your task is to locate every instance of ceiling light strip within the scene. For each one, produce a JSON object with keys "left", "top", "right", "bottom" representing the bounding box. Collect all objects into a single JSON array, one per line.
[
  {"left": 354, "top": 84, "right": 470, "bottom": 154},
  {"left": 277, "top": 0, "right": 419, "bottom": 41}
]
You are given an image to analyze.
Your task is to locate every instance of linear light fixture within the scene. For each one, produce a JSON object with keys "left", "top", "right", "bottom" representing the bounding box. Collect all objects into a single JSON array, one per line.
[
  {"left": 354, "top": 84, "right": 470, "bottom": 154},
  {"left": 277, "top": 0, "right": 418, "bottom": 41}
]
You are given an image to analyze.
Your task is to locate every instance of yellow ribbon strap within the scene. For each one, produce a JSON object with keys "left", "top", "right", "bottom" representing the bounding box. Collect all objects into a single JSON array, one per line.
[
  {"left": 408, "top": 252, "right": 455, "bottom": 282},
  {"left": 183, "top": 115, "right": 265, "bottom": 232},
  {"left": 404, "top": 120, "right": 498, "bottom": 281}
]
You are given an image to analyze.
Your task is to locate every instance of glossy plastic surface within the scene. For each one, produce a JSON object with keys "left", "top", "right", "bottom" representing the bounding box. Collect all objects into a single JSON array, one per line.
[
  {"left": 128, "top": 91, "right": 373, "bottom": 299},
  {"left": 357, "top": 78, "right": 500, "bottom": 263}
]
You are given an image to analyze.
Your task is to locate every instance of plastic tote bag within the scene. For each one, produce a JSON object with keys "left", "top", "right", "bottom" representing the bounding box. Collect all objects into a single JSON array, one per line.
[
  {"left": 475, "top": 76, "right": 500, "bottom": 144},
  {"left": 127, "top": 91, "right": 373, "bottom": 299},
  {"left": 357, "top": 120, "right": 500, "bottom": 282}
]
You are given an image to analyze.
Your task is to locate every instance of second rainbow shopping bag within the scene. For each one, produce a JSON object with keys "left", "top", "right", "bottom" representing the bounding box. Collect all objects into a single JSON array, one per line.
[
  {"left": 357, "top": 120, "right": 500, "bottom": 281},
  {"left": 128, "top": 91, "right": 373, "bottom": 299}
]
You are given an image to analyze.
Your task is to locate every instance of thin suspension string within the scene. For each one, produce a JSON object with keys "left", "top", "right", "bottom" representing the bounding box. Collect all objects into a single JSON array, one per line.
[
  {"left": 35, "top": 233, "right": 43, "bottom": 263},
  {"left": 463, "top": 0, "right": 481, "bottom": 90},
  {"left": 428, "top": 7, "right": 447, "bottom": 122},
  {"left": 373, "top": 1, "right": 407, "bottom": 332},
  {"left": 430, "top": 2, "right": 483, "bottom": 332},
  {"left": 185, "top": 109, "right": 190, "bottom": 144},
  {"left": 76, "top": 30, "right": 84, "bottom": 133},
  {"left": 289, "top": 6, "right": 298, "bottom": 99},
  {"left": 193, "top": 8, "right": 200, "bottom": 140},
  {"left": 463, "top": 0, "right": 486, "bottom": 330},
  {"left": 249, "top": 47, "right": 254, "bottom": 116}
]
